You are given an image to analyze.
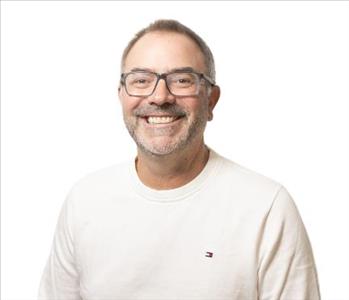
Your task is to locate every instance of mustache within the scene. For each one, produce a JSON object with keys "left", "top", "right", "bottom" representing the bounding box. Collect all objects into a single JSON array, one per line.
[{"left": 133, "top": 104, "right": 187, "bottom": 117}]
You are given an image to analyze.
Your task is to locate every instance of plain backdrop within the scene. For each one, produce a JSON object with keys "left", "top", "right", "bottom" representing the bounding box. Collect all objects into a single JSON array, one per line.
[{"left": 2, "top": 1, "right": 349, "bottom": 299}]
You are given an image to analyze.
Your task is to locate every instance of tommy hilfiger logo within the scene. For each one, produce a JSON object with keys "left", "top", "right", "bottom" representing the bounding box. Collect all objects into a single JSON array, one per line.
[{"left": 205, "top": 251, "right": 214, "bottom": 258}]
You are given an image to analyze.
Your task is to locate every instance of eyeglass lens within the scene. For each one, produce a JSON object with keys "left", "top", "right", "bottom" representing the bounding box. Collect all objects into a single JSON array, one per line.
[{"left": 125, "top": 72, "right": 200, "bottom": 96}]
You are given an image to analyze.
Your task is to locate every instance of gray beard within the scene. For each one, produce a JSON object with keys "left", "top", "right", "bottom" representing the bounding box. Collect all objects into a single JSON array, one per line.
[{"left": 124, "top": 112, "right": 207, "bottom": 157}]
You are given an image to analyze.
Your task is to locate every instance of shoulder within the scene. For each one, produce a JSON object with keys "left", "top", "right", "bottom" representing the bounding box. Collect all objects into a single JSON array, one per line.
[
  {"left": 210, "top": 149, "right": 293, "bottom": 212},
  {"left": 80, "top": 160, "right": 129, "bottom": 184},
  {"left": 212, "top": 150, "right": 282, "bottom": 195},
  {"left": 65, "top": 160, "right": 132, "bottom": 206},
  {"left": 210, "top": 150, "right": 304, "bottom": 238}
]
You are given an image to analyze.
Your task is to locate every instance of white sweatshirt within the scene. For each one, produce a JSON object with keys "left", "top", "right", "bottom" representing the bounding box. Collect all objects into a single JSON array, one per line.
[{"left": 38, "top": 148, "right": 320, "bottom": 300}]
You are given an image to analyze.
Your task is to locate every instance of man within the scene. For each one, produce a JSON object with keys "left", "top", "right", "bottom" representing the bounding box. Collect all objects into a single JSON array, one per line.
[{"left": 39, "top": 19, "right": 321, "bottom": 299}]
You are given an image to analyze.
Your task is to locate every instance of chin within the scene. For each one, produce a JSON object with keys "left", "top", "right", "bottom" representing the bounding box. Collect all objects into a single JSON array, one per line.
[
  {"left": 130, "top": 126, "right": 202, "bottom": 157},
  {"left": 138, "top": 142, "right": 181, "bottom": 156},
  {"left": 132, "top": 131, "right": 186, "bottom": 155}
]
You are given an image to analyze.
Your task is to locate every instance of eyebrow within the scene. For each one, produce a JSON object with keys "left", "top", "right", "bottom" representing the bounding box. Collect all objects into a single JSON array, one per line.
[
  {"left": 130, "top": 67, "right": 153, "bottom": 72},
  {"left": 129, "top": 67, "right": 197, "bottom": 73}
]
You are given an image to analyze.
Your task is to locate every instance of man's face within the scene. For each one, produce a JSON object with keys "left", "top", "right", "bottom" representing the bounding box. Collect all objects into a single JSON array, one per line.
[{"left": 119, "top": 31, "right": 218, "bottom": 156}]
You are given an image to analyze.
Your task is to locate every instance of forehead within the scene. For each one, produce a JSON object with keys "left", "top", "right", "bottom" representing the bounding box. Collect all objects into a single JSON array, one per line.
[{"left": 124, "top": 31, "right": 206, "bottom": 73}]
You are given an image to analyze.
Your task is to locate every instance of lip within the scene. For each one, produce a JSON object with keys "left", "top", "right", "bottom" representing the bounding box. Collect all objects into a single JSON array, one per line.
[
  {"left": 138, "top": 114, "right": 183, "bottom": 118},
  {"left": 139, "top": 115, "right": 184, "bottom": 127}
]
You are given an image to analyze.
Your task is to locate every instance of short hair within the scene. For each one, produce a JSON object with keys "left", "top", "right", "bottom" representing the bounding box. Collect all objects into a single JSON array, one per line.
[{"left": 121, "top": 19, "right": 216, "bottom": 82}]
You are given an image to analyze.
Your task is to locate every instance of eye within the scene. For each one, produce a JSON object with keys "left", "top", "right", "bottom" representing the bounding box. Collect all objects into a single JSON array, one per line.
[
  {"left": 127, "top": 73, "right": 155, "bottom": 88},
  {"left": 134, "top": 79, "right": 147, "bottom": 84},
  {"left": 178, "top": 78, "right": 192, "bottom": 84},
  {"left": 170, "top": 73, "right": 196, "bottom": 86}
]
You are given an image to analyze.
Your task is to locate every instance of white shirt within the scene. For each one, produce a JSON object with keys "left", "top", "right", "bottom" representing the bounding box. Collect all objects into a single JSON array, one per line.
[{"left": 38, "top": 148, "right": 320, "bottom": 300}]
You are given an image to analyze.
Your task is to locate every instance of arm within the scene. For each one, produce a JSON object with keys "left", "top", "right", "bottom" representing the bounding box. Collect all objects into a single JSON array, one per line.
[
  {"left": 257, "top": 186, "right": 321, "bottom": 300},
  {"left": 38, "top": 190, "right": 81, "bottom": 300}
]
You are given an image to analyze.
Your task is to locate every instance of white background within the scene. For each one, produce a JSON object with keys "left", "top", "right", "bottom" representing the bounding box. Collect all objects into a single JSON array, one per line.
[{"left": 2, "top": 1, "right": 349, "bottom": 299}]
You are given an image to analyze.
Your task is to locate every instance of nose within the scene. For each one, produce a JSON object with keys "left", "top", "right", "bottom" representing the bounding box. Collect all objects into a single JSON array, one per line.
[{"left": 148, "top": 78, "right": 175, "bottom": 105}]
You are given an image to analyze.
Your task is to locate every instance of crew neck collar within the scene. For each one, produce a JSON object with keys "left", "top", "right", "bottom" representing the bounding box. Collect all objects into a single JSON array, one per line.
[{"left": 128, "top": 147, "right": 221, "bottom": 203}]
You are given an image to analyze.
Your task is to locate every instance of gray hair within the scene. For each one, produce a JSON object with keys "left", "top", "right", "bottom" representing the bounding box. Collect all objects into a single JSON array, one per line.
[{"left": 121, "top": 19, "right": 216, "bottom": 82}]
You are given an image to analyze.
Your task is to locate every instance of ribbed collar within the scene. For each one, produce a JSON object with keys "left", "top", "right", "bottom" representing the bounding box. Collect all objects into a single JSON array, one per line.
[{"left": 128, "top": 147, "right": 222, "bottom": 203}]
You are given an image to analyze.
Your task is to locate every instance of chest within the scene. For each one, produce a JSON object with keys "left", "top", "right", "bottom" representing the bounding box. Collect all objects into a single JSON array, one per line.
[{"left": 75, "top": 198, "right": 260, "bottom": 299}]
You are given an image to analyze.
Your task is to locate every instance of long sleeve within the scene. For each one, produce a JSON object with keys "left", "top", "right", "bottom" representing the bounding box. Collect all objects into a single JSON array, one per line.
[
  {"left": 257, "top": 186, "right": 321, "bottom": 300},
  {"left": 38, "top": 190, "right": 81, "bottom": 300}
]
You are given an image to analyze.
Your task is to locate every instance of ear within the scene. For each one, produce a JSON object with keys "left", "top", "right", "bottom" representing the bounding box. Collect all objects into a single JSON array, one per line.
[
  {"left": 207, "top": 85, "right": 220, "bottom": 121},
  {"left": 118, "top": 84, "right": 122, "bottom": 102}
]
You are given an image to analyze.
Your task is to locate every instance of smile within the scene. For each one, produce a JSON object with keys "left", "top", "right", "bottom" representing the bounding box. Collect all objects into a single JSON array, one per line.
[
  {"left": 147, "top": 116, "right": 178, "bottom": 124},
  {"left": 143, "top": 115, "right": 184, "bottom": 125}
]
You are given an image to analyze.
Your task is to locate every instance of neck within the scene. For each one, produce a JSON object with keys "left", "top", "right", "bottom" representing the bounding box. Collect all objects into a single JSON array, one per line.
[{"left": 135, "top": 140, "right": 209, "bottom": 190}]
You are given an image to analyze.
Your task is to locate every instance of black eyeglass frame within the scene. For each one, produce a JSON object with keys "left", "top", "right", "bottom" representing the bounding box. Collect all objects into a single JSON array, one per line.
[{"left": 120, "top": 70, "right": 216, "bottom": 97}]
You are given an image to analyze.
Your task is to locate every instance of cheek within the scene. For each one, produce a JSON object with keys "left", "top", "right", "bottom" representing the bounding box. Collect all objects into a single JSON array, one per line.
[
  {"left": 119, "top": 95, "right": 138, "bottom": 116},
  {"left": 177, "top": 98, "right": 208, "bottom": 121},
  {"left": 122, "top": 102, "right": 134, "bottom": 115},
  {"left": 192, "top": 97, "right": 209, "bottom": 116}
]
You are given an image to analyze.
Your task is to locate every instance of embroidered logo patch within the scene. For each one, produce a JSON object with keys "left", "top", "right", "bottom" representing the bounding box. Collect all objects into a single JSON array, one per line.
[{"left": 205, "top": 251, "right": 213, "bottom": 258}]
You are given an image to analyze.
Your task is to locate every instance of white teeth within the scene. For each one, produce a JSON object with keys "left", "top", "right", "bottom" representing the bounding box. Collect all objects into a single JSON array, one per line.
[{"left": 147, "top": 116, "right": 177, "bottom": 124}]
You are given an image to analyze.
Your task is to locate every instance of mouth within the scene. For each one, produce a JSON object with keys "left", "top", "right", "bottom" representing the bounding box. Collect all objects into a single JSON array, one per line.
[{"left": 141, "top": 115, "right": 184, "bottom": 125}]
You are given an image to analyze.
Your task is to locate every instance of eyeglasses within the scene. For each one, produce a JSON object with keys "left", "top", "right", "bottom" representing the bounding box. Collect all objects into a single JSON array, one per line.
[{"left": 120, "top": 70, "right": 215, "bottom": 97}]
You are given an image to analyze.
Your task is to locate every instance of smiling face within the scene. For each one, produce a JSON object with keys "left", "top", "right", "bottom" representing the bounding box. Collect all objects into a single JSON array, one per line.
[{"left": 119, "top": 31, "right": 219, "bottom": 156}]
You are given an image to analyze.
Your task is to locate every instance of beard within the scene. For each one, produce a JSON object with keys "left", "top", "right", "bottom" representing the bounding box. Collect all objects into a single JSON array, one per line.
[{"left": 123, "top": 102, "right": 208, "bottom": 156}]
